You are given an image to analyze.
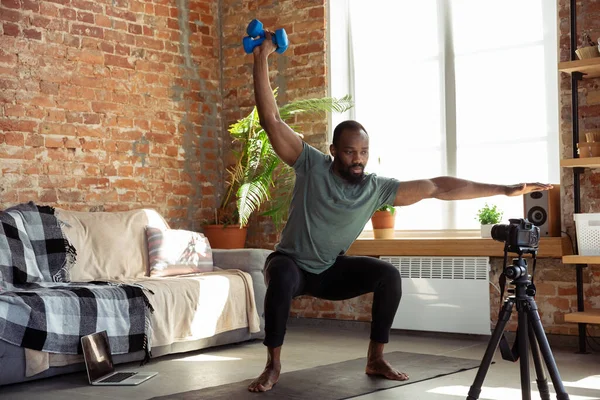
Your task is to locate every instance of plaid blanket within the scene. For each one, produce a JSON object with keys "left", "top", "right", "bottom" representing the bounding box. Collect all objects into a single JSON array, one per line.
[
  {"left": 0, "top": 201, "right": 74, "bottom": 284},
  {"left": 0, "top": 282, "right": 153, "bottom": 356},
  {"left": 0, "top": 203, "right": 153, "bottom": 359}
]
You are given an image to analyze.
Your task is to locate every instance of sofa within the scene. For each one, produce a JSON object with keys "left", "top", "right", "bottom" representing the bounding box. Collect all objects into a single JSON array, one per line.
[{"left": 0, "top": 205, "right": 271, "bottom": 386}]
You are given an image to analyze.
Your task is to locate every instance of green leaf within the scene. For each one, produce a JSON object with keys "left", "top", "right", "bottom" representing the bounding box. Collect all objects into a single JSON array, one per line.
[
  {"left": 218, "top": 90, "right": 354, "bottom": 228},
  {"left": 475, "top": 203, "right": 503, "bottom": 225}
]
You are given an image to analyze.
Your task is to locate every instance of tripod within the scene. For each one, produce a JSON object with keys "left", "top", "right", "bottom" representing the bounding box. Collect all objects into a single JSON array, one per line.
[{"left": 467, "top": 252, "right": 570, "bottom": 400}]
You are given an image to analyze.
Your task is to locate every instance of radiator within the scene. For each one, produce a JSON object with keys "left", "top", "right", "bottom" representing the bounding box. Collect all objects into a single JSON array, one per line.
[{"left": 380, "top": 256, "right": 491, "bottom": 335}]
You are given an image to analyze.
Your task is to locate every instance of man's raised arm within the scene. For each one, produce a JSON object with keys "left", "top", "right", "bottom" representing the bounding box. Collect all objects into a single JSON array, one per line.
[
  {"left": 253, "top": 31, "right": 303, "bottom": 167},
  {"left": 391, "top": 177, "right": 553, "bottom": 207}
]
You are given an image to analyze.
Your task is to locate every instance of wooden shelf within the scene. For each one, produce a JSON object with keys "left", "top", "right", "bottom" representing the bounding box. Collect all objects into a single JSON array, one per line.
[
  {"left": 558, "top": 58, "right": 600, "bottom": 78},
  {"left": 560, "top": 157, "right": 600, "bottom": 168},
  {"left": 564, "top": 311, "right": 600, "bottom": 324},
  {"left": 347, "top": 236, "right": 569, "bottom": 258},
  {"left": 562, "top": 255, "right": 600, "bottom": 264}
]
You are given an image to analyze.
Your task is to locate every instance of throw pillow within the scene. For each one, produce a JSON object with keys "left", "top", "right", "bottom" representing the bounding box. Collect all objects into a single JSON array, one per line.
[{"left": 145, "top": 227, "right": 214, "bottom": 277}]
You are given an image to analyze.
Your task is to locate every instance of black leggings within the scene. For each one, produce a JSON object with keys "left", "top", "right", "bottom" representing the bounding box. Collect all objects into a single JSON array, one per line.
[{"left": 263, "top": 252, "right": 402, "bottom": 348}]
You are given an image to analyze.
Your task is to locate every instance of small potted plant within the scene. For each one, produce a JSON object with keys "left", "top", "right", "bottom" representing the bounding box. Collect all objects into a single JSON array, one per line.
[
  {"left": 371, "top": 204, "right": 396, "bottom": 239},
  {"left": 475, "top": 203, "right": 503, "bottom": 238}
]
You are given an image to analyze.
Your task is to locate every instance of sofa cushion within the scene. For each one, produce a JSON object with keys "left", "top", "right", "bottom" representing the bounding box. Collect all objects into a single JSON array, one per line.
[
  {"left": 55, "top": 208, "right": 169, "bottom": 281},
  {"left": 146, "top": 227, "right": 213, "bottom": 277},
  {"left": 122, "top": 270, "right": 260, "bottom": 347}
]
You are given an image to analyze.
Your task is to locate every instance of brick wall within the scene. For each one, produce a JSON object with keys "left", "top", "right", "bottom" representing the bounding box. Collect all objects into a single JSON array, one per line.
[{"left": 0, "top": 0, "right": 223, "bottom": 230}]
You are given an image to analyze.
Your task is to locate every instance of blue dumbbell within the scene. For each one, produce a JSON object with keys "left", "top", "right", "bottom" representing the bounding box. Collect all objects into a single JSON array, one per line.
[{"left": 243, "top": 19, "right": 289, "bottom": 54}]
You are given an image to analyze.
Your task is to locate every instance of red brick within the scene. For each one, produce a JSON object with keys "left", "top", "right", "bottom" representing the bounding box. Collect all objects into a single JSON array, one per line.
[
  {"left": 60, "top": 8, "right": 76, "bottom": 20},
  {"left": 25, "top": 133, "right": 44, "bottom": 147},
  {"left": 100, "top": 41, "right": 114, "bottom": 53},
  {"left": 71, "top": 24, "right": 103, "bottom": 39},
  {"left": 112, "top": 0, "right": 127, "bottom": 8},
  {"left": 3, "top": 23, "right": 20, "bottom": 36},
  {"left": 5, "top": 131, "right": 24, "bottom": 146},
  {"left": 4, "top": 104, "right": 24, "bottom": 116},
  {"left": 95, "top": 15, "right": 111, "bottom": 28},
  {"left": 115, "top": 44, "right": 129, "bottom": 56},
  {"left": 79, "top": 137, "right": 99, "bottom": 150},
  {"left": 71, "top": 0, "right": 101, "bottom": 12},
  {"left": 128, "top": 23, "right": 142, "bottom": 35},
  {"left": 83, "top": 113, "right": 100, "bottom": 124},
  {"left": 0, "top": 8, "right": 21, "bottom": 22},
  {"left": 44, "top": 136, "right": 65, "bottom": 148},
  {"left": 46, "top": 109, "right": 66, "bottom": 122},
  {"left": 39, "top": 81, "right": 59, "bottom": 95},
  {"left": 40, "top": 189, "right": 58, "bottom": 203},
  {"left": 22, "top": 0, "right": 39, "bottom": 12},
  {"left": 77, "top": 11, "right": 94, "bottom": 24},
  {"left": 154, "top": 4, "right": 169, "bottom": 16},
  {"left": 0, "top": 119, "right": 37, "bottom": 132},
  {"left": 82, "top": 177, "right": 110, "bottom": 189},
  {"left": 130, "top": 0, "right": 144, "bottom": 13},
  {"left": 135, "top": 36, "right": 164, "bottom": 50},
  {"left": 1, "top": 0, "right": 20, "bottom": 8},
  {"left": 106, "top": 7, "right": 136, "bottom": 22},
  {"left": 308, "top": 7, "right": 324, "bottom": 18},
  {"left": 105, "top": 54, "right": 133, "bottom": 69}
]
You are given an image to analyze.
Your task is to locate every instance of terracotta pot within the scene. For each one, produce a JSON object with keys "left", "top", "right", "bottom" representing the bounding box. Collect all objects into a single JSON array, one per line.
[
  {"left": 371, "top": 210, "right": 395, "bottom": 239},
  {"left": 203, "top": 224, "right": 247, "bottom": 249}
]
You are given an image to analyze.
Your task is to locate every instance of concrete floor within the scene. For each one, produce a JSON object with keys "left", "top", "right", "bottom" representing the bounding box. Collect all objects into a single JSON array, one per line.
[{"left": 1, "top": 324, "right": 599, "bottom": 400}]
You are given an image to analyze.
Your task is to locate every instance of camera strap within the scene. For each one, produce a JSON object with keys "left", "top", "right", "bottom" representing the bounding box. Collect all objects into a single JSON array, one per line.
[{"left": 497, "top": 253, "right": 537, "bottom": 362}]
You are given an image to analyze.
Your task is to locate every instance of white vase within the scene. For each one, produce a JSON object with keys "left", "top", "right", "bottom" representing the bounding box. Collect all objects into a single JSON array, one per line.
[{"left": 480, "top": 224, "right": 494, "bottom": 238}]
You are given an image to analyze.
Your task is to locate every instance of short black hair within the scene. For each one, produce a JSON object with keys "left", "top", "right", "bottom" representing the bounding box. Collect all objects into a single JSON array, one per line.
[{"left": 332, "top": 120, "right": 368, "bottom": 147}]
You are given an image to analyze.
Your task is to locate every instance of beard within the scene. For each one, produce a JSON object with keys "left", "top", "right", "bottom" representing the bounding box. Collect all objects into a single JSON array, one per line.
[{"left": 335, "top": 161, "right": 365, "bottom": 185}]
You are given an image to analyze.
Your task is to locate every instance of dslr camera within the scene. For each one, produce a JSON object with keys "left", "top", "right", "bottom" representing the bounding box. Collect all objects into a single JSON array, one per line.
[{"left": 491, "top": 218, "right": 540, "bottom": 254}]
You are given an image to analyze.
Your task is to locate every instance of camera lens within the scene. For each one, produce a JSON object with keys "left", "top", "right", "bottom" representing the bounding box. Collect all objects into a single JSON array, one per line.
[{"left": 491, "top": 224, "right": 510, "bottom": 242}]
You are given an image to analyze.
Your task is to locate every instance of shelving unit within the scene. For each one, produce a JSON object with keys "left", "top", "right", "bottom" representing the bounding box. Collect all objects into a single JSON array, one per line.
[
  {"left": 558, "top": 0, "right": 600, "bottom": 353},
  {"left": 558, "top": 58, "right": 600, "bottom": 78},
  {"left": 560, "top": 157, "right": 600, "bottom": 168}
]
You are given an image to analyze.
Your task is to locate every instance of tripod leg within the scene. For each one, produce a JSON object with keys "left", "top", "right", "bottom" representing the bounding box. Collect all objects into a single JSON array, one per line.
[
  {"left": 526, "top": 298, "right": 570, "bottom": 400},
  {"left": 467, "top": 299, "right": 515, "bottom": 400},
  {"left": 517, "top": 305, "right": 531, "bottom": 400},
  {"left": 527, "top": 322, "right": 550, "bottom": 400}
]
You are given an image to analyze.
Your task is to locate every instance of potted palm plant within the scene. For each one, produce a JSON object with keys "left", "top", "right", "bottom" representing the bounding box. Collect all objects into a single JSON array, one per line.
[
  {"left": 371, "top": 204, "right": 396, "bottom": 239},
  {"left": 475, "top": 203, "right": 503, "bottom": 238},
  {"left": 203, "top": 90, "right": 353, "bottom": 248}
]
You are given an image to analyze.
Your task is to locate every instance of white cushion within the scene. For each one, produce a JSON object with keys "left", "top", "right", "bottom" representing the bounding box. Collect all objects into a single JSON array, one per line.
[{"left": 56, "top": 208, "right": 169, "bottom": 281}]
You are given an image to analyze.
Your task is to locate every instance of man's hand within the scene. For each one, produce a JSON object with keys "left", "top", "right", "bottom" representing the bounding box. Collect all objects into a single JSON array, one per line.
[
  {"left": 253, "top": 30, "right": 278, "bottom": 58},
  {"left": 504, "top": 183, "right": 553, "bottom": 197}
]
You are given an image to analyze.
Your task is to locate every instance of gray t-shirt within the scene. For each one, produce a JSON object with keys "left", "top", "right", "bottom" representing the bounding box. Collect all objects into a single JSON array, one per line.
[{"left": 275, "top": 142, "right": 401, "bottom": 274}]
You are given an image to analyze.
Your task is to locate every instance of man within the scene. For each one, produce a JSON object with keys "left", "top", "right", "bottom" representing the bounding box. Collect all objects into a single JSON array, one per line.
[{"left": 248, "top": 31, "right": 552, "bottom": 393}]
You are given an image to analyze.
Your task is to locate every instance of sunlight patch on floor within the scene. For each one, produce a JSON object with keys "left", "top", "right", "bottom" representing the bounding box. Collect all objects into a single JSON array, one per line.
[
  {"left": 562, "top": 375, "right": 600, "bottom": 391},
  {"left": 173, "top": 354, "right": 241, "bottom": 362},
  {"left": 428, "top": 385, "right": 597, "bottom": 400}
]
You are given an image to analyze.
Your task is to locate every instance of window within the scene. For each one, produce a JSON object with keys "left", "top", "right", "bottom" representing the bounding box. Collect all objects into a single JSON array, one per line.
[{"left": 329, "top": 0, "right": 559, "bottom": 231}]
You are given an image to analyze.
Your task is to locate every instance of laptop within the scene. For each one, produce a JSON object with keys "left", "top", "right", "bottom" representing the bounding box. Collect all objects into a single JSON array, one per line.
[{"left": 81, "top": 331, "right": 158, "bottom": 386}]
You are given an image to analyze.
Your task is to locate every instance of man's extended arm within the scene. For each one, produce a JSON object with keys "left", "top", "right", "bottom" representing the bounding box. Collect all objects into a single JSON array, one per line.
[
  {"left": 392, "top": 177, "right": 552, "bottom": 207},
  {"left": 253, "top": 31, "right": 303, "bottom": 167}
]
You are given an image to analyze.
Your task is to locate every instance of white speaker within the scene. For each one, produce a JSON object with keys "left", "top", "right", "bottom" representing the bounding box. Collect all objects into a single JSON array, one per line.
[{"left": 523, "top": 185, "right": 561, "bottom": 237}]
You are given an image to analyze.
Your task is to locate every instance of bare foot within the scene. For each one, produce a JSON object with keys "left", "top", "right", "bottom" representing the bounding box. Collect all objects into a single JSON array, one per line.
[
  {"left": 365, "top": 358, "right": 409, "bottom": 381},
  {"left": 248, "top": 363, "right": 281, "bottom": 392}
]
